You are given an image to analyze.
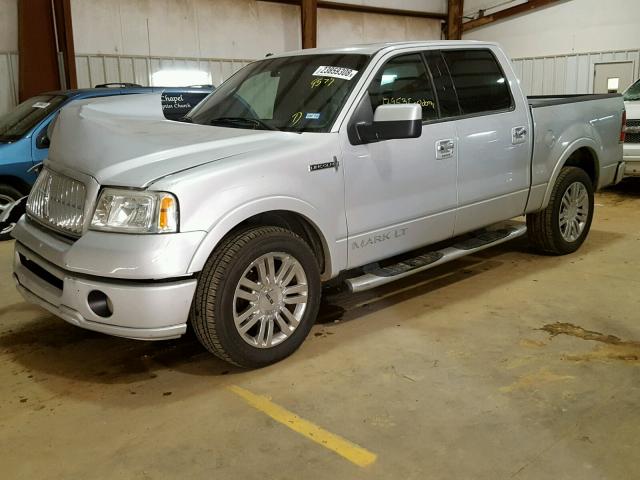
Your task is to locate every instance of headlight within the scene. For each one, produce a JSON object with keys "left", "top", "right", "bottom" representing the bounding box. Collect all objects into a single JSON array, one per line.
[{"left": 90, "top": 189, "right": 178, "bottom": 234}]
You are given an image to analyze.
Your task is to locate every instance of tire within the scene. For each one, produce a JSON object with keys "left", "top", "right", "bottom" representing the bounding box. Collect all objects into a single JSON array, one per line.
[
  {"left": 0, "top": 184, "right": 24, "bottom": 241},
  {"left": 527, "top": 166, "right": 594, "bottom": 255},
  {"left": 190, "top": 226, "right": 321, "bottom": 368}
]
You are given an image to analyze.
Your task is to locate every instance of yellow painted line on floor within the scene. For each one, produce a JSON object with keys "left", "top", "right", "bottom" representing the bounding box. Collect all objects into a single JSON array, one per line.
[{"left": 227, "top": 384, "right": 377, "bottom": 468}]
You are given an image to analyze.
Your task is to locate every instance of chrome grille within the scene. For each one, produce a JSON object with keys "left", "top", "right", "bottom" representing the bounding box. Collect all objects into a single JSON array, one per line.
[
  {"left": 26, "top": 168, "right": 87, "bottom": 236},
  {"left": 625, "top": 119, "right": 640, "bottom": 144}
]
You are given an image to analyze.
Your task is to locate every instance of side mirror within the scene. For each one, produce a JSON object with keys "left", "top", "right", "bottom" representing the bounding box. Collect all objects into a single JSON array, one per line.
[
  {"left": 356, "top": 104, "right": 422, "bottom": 143},
  {"left": 35, "top": 129, "right": 50, "bottom": 149}
]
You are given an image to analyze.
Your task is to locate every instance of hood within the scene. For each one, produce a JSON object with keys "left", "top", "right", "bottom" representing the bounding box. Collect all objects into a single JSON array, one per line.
[
  {"left": 624, "top": 100, "right": 640, "bottom": 120},
  {"left": 48, "top": 93, "right": 294, "bottom": 187}
]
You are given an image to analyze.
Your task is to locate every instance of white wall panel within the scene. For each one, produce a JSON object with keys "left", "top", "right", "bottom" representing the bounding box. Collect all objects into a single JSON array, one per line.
[
  {"left": 71, "top": 0, "right": 301, "bottom": 59},
  {"left": 75, "top": 54, "right": 253, "bottom": 89},
  {"left": 0, "top": 0, "right": 18, "bottom": 52},
  {"left": 0, "top": 0, "right": 18, "bottom": 115},
  {"left": 463, "top": 0, "right": 640, "bottom": 59},
  {"left": 317, "top": 9, "right": 442, "bottom": 48},
  {"left": 0, "top": 52, "right": 18, "bottom": 115},
  {"left": 511, "top": 49, "right": 640, "bottom": 96}
]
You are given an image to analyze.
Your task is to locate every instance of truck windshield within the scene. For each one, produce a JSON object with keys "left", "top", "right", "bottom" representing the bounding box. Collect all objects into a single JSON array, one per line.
[
  {"left": 187, "top": 54, "right": 369, "bottom": 132},
  {"left": 624, "top": 79, "right": 640, "bottom": 101},
  {"left": 0, "top": 94, "right": 67, "bottom": 142}
]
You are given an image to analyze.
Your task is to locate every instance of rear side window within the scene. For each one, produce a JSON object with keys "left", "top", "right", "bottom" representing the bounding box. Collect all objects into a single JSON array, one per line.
[
  {"left": 368, "top": 53, "right": 438, "bottom": 121},
  {"left": 441, "top": 49, "right": 513, "bottom": 115}
]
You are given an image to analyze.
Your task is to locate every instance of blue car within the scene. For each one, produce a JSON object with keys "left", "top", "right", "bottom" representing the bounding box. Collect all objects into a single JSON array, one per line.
[{"left": 0, "top": 83, "right": 213, "bottom": 230}]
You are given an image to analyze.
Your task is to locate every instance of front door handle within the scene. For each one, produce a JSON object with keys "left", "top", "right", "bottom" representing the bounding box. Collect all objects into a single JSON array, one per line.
[{"left": 436, "top": 139, "right": 455, "bottom": 159}]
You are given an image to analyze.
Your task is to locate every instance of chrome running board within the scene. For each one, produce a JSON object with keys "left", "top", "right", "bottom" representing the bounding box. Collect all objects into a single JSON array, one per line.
[{"left": 345, "top": 221, "right": 527, "bottom": 293}]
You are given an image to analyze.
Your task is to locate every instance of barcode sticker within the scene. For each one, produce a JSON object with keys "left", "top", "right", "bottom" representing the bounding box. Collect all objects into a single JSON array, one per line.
[
  {"left": 312, "top": 66, "right": 358, "bottom": 80},
  {"left": 32, "top": 102, "right": 50, "bottom": 109}
]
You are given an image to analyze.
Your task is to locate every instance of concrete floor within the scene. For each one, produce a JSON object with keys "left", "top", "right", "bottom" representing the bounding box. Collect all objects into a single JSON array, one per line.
[{"left": 1, "top": 180, "right": 639, "bottom": 480}]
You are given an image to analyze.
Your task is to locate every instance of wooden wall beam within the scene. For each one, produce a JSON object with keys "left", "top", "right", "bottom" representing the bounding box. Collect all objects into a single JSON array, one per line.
[
  {"left": 462, "top": 0, "right": 560, "bottom": 32},
  {"left": 301, "top": 0, "right": 318, "bottom": 49},
  {"left": 18, "top": 0, "right": 77, "bottom": 100},
  {"left": 446, "top": 0, "right": 463, "bottom": 40},
  {"left": 262, "top": 0, "right": 447, "bottom": 20}
]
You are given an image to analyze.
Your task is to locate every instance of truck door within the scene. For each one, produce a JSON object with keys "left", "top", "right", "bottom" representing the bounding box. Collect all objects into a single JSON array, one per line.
[
  {"left": 342, "top": 52, "right": 458, "bottom": 269},
  {"left": 441, "top": 48, "right": 531, "bottom": 235}
]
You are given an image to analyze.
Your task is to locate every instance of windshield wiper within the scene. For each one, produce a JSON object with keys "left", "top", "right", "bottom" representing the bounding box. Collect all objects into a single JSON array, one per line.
[{"left": 209, "top": 117, "right": 279, "bottom": 131}]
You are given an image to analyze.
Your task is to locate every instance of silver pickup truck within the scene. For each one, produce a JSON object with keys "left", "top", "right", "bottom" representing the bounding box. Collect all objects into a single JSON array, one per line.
[{"left": 11, "top": 41, "right": 626, "bottom": 367}]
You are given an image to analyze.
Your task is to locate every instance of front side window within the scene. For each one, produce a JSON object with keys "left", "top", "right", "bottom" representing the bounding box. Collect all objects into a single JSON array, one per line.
[
  {"left": 0, "top": 95, "right": 67, "bottom": 142},
  {"left": 187, "top": 54, "right": 369, "bottom": 132},
  {"left": 442, "top": 49, "right": 513, "bottom": 115},
  {"left": 368, "top": 53, "right": 438, "bottom": 122}
]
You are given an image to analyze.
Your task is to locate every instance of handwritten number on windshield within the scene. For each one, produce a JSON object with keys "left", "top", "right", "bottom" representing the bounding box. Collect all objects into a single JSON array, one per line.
[{"left": 290, "top": 111, "right": 303, "bottom": 126}]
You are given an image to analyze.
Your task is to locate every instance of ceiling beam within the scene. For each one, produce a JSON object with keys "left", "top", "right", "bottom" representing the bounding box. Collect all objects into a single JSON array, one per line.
[
  {"left": 462, "top": 0, "right": 561, "bottom": 32},
  {"left": 301, "top": 0, "right": 317, "bottom": 49},
  {"left": 446, "top": 0, "right": 463, "bottom": 40},
  {"left": 261, "top": 0, "right": 447, "bottom": 21}
]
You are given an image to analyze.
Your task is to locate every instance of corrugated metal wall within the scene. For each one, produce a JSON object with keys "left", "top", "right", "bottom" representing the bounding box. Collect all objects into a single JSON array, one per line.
[
  {"left": 74, "top": 54, "right": 255, "bottom": 89},
  {"left": 3, "top": 48, "right": 639, "bottom": 115},
  {"left": 511, "top": 49, "right": 640, "bottom": 95},
  {"left": 0, "top": 52, "right": 19, "bottom": 115}
]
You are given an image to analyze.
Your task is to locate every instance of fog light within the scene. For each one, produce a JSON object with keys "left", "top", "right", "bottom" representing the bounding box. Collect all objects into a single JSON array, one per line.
[{"left": 88, "top": 290, "right": 113, "bottom": 318}]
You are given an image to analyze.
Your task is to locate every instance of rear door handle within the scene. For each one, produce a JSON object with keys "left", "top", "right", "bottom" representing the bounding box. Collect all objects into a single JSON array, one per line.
[
  {"left": 436, "top": 139, "right": 455, "bottom": 159},
  {"left": 512, "top": 126, "right": 527, "bottom": 144}
]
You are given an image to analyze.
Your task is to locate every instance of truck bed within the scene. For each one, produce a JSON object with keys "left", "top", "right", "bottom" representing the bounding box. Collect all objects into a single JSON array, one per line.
[
  {"left": 526, "top": 93, "right": 624, "bottom": 212},
  {"left": 528, "top": 93, "right": 621, "bottom": 108}
]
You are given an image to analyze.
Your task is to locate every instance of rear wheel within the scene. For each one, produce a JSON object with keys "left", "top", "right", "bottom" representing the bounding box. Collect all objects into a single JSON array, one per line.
[
  {"left": 527, "top": 166, "right": 594, "bottom": 255},
  {"left": 0, "top": 184, "right": 24, "bottom": 241},
  {"left": 190, "top": 226, "right": 321, "bottom": 368}
]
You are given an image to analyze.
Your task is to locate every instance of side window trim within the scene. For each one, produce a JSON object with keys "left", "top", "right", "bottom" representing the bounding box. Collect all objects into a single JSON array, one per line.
[{"left": 421, "top": 50, "right": 460, "bottom": 122}]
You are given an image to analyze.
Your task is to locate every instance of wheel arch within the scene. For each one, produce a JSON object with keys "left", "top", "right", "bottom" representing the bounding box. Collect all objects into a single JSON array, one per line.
[
  {"left": 188, "top": 200, "right": 338, "bottom": 281},
  {"left": 541, "top": 141, "right": 600, "bottom": 209},
  {"left": 0, "top": 175, "right": 32, "bottom": 196}
]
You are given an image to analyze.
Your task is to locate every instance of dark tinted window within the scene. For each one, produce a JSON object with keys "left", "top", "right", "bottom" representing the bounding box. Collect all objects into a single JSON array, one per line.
[
  {"left": 368, "top": 53, "right": 437, "bottom": 121},
  {"left": 442, "top": 49, "right": 513, "bottom": 115},
  {"left": 423, "top": 51, "right": 460, "bottom": 118}
]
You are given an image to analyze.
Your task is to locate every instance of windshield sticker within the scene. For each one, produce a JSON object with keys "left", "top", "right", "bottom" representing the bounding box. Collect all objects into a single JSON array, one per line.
[
  {"left": 305, "top": 113, "right": 321, "bottom": 120},
  {"left": 32, "top": 102, "right": 51, "bottom": 109},
  {"left": 312, "top": 66, "right": 358, "bottom": 80},
  {"left": 310, "top": 77, "right": 335, "bottom": 88}
]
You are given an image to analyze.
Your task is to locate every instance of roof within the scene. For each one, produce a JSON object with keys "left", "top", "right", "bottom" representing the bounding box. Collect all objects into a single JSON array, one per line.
[{"left": 267, "top": 40, "right": 499, "bottom": 58}]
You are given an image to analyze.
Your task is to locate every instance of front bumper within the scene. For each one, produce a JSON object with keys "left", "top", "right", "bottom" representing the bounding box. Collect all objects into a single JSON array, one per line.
[{"left": 13, "top": 242, "right": 197, "bottom": 340}]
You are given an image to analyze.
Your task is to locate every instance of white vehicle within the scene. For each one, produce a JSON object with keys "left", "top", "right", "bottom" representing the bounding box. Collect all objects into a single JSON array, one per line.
[
  {"left": 12, "top": 41, "right": 626, "bottom": 367},
  {"left": 622, "top": 78, "right": 640, "bottom": 176}
]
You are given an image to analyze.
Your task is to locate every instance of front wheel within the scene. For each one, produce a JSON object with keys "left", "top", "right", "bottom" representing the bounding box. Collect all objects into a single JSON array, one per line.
[
  {"left": 0, "top": 184, "right": 24, "bottom": 241},
  {"left": 190, "top": 226, "right": 321, "bottom": 368},
  {"left": 527, "top": 166, "right": 594, "bottom": 255}
]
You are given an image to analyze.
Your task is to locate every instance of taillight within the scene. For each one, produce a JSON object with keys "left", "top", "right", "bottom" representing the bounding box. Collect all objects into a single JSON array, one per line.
[{"left": 620, "top": 110, "right": 626, "bottom": 143}]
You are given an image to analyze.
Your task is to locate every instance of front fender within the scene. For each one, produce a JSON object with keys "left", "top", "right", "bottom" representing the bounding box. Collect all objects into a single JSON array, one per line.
[{"left": 187, "top": 196, "right": 344, "bottom": 281}]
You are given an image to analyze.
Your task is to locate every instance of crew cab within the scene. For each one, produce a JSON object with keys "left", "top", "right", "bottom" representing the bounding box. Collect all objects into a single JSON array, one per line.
[
  {"left": 622, "top": 78, "right": 640, "bottom": 176},
  {"left": 0, "top": 83, "right": 213, "bottom": 230},
  {"left": 11, "top": 41, "right": 626, "bottom": 368}
]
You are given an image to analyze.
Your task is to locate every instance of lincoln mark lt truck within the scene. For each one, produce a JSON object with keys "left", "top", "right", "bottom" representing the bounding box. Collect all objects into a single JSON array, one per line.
[{"left": 12, "top": 41, "right": 626, "bottom": 367}]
